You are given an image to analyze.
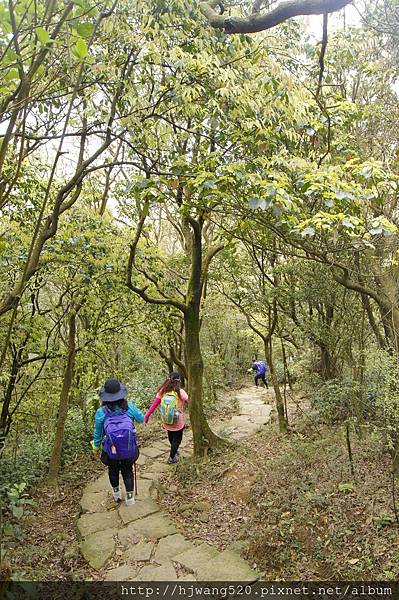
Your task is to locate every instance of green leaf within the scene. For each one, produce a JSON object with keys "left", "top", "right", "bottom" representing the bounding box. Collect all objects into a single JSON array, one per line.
[
  {"left": 338, "top": 482, "right": 354, "bottom": 493},
  {"left": 36, "top": 27, "right": 50, "bottom": 44},
  {"left": 12, "top": 505, "right": 24, "bottom": 519},
  {"left": 74, "top": 38, "right": 88, "bottom": 59},
  {"left": 76, "top": 23, "right": 94, "bottom": 38},
  {"left": 5, "top": 68, "right": 19, "bottom": 81}
]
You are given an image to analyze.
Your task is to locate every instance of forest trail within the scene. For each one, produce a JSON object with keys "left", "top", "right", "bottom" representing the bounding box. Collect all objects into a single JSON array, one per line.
[{"left": 78, "top": 385, "right": 272, "bottom": 581}]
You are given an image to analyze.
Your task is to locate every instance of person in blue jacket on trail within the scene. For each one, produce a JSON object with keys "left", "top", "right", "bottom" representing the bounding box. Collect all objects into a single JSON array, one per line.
[
  {"left": 250, "top": 360, "right": 269, "bottom": 388},
  {"left": 91, "top": 378, "right": 144, "bottom": 506}
]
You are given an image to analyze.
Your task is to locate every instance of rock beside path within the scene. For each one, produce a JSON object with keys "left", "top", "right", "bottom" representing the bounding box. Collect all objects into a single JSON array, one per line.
[
  {"left": 80, "top": 528, "right": 117, "bottom": 570},
  {"left": 195, "top": 549, "right": 259, "bottom": 581},
  {"left": 173, "top": 543, "right": 219, "bottom": 572}
]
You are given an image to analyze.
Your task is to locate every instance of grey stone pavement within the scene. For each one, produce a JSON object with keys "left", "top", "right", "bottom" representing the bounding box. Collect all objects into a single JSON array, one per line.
[{"left": 79, "top": 386, "right": 272, "bottom": 580}]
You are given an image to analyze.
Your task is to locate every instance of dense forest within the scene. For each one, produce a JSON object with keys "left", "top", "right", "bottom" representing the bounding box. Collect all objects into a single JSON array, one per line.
[{"left": 1, "top": 0, "right": 399, "bottom": 586}]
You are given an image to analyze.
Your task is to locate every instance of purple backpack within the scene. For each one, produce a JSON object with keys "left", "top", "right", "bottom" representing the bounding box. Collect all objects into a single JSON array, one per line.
[{"left": 102, "top": 407, "right": 138, "bottom": 460}]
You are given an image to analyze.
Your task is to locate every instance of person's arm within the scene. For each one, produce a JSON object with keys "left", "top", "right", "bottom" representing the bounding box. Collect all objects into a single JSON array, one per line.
[
  {"left": 127, "top": 402, "right": 145, "bottom": 423},
  {"left": 144, "top": 395, "right": 161, "bottom": 423},
  {"left": 180, "top": 389, "right": 189, "bottom": 405},
  {"left": 92, "top": 408, "right": 106, "bottom": 450}
]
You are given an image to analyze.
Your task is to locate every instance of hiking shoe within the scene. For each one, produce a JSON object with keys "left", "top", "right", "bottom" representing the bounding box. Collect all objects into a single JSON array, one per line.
[
  {"left": 112, "top": 488, "right": 122, "bottom": 502},
  {"left": 125, "top": 492, "right": 135, "bottom": 506},
  {"left": 167, "top": 456, "right": 178, "bottom": 464}
]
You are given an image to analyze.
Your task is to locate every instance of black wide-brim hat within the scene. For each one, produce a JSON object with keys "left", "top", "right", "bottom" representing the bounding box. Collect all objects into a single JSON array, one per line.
[{"left": 99, "top": 378, "right": 128, "bottom": 403}]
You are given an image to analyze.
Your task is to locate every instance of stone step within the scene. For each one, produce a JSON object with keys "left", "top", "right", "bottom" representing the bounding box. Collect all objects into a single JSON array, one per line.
[
  {"left": 195, "top": 549, "right": 259, "bottom": 581},
  {"left": 119, "top": 512, "right": 178, "bottom": 544},
  {"left": 173, "top": 543, "right": 219, "bottom": 573},
  {"left": 154, "top": 533, "right": 194, "bottom": 562},
  {"left": 80, "top": 527, "right": 117, "bottom": 570},
  {"left": 140, "top": 446, "right": 169, "bottom": 459},
  {"left": 125, "top": 540, "right": 155, "bottom": 563},
  {"left": 119, "top": 498, "right": 160, "bottom": 525},
  {"left": 84, "top": 472, "right": 109, "bottom": 494},
  {"left": 136, "top": 560, "right": 178, "bottom": 581},
  {"left": 77, "top": 510, "right": 120, "bottom": 537},
  {"left": 80, "top": 490, "right": 109, "bottom": 514},
  {"left": 104, "top": 564, "right": 138, "bottom": 581}
]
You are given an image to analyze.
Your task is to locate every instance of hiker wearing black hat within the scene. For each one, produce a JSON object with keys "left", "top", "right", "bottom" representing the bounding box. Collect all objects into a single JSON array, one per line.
[
  {"left": 144, "top": 372, "right": 189, "bottom": 464},
  {"left": 92, "top": 378, "right": 144, "bottom": 505}
]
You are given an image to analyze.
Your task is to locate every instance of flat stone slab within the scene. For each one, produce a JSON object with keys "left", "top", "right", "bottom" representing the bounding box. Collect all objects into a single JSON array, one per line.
[
  {"left": 154, "top": 534, "right": 194, "bottom": 562},
  {"left": 230, "top": 415, "right": 255, "bottom": 427},
  {"left": 84, "top": 471, "right": 109, "bottom": 494},
  {"left": 104, "top": 564, "right": 138, "bottom": 581},
  {"left": 125, "top": 541, "right": 155, "bottom": 563},
  {"left": 119, "top": 498, "right": 160, "bottom": 524},
  {"left": 195, "top": 549, "right": 258, "bottom": 581},
  {"left": 140, "top": 447, "right": 167, "bottom": 459},
  {"left": 148, "top": 462, "right": 170, "bottom": 474},
  {"left": 136, "top": 479, "right": 153, "bottom": 498},
  {"left": 233, "top": 429, "right": 257, "bottom": 440},
  {"left": 239, "top": 392, "right": 264, "bottom": 401},
  {"left": 239, "top": 404, "right": 270, "bottom": 415},
  {"left": 119, "top": 513, "right": 177, "bottom": 544},
  {"left": 77, "top": 510, "right": 120, "bottom": 537},
  {"left": 80, "top": 490, "right": 109, "bottom": 513},
  {"left": 239, "top": 398, "right": 263, "bottom": 405},
  {"left": 248, "top": 413, "right": 271, "bottom": 425},
  {"left": 151, "top": 441, "right": 171, "bottom": 451},
  {"left": 136, "top": 454, "right": 147, "bottom": 466},
  {"left": 173, "top": 543, "right": 219, "bottom": 572},
  {"left": 80, "top": 527, "right": 117, "bottom": 570},
  {"left": 136, "top": 561, "right": 178, "bottom": 581},
  {"left": 140, "top": 472, "right": 161, "bottom": 481},
  {"left": 216, "top": 425, "right": 237, "bottom": 436}
]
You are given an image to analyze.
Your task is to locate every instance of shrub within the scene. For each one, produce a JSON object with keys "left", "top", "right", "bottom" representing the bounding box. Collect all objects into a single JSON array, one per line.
[
  {"left": 0, "top": 407, "right": 89, "bottom": 495},
  {"left": 310, "top": 377, "right": 362, "bottom": 424}
]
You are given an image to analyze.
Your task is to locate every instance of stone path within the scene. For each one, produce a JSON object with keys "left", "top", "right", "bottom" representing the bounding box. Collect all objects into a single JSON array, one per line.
[{"left": 78, "top": 385, "right": 272, "bottom": 580}]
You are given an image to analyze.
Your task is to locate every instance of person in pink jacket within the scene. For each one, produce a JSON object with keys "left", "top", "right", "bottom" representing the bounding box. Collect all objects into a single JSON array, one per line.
[{"left": 144, "top": 372, "right": 189, "bottom": 464}]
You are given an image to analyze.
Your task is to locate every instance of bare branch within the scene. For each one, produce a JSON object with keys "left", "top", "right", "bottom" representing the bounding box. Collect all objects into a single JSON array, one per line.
[{"left": 200, "top": 0, "right": 351, "bottom": 34}]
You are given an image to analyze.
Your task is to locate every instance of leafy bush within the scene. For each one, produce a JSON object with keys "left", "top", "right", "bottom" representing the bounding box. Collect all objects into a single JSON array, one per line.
[
  {"left": 310, "top": 377, "right": 362, "bottom": 424},
  {"left": 61, "top": 406, "right": 90, "bottom": 462},
  {"left": 0, "top": 407, "right": 89, "bottom": 494},
  {"left": 0, "top": 431, "right": 53, "bottom": 492},
  {"left": 0, "top": 483, "right": 35, "bottom": 557},
  {"left": 364, "top": 349, "right": 399, "bottom": 460}
]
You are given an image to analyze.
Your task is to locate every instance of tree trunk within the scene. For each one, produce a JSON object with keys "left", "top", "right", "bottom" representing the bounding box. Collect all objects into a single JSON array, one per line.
[
  {"left": 185, "top": 217, "right": 225, "bottom": 457},
  {"left": 319, "top": 342, "right": 337, "bottom": 381},
  {"left": 264, "top": 342, "right": 287, "bottom": 433},
  {"left": 47, "top": 311, "right": 76, "bottom": 483},
  {"left": 185, "top": 306, "right": 224, "bottom": 456}
]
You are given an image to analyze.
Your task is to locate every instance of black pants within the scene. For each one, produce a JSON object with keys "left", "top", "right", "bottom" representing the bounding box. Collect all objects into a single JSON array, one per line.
[
  {"left": 167, "top": 428, "right": 183, "bottom": 459},
  {"left": 255, "top": 374, "right": 268, "bottom": 388},
  {"left": 107, "top": 458, "right": 134, "bottom": 492}
]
